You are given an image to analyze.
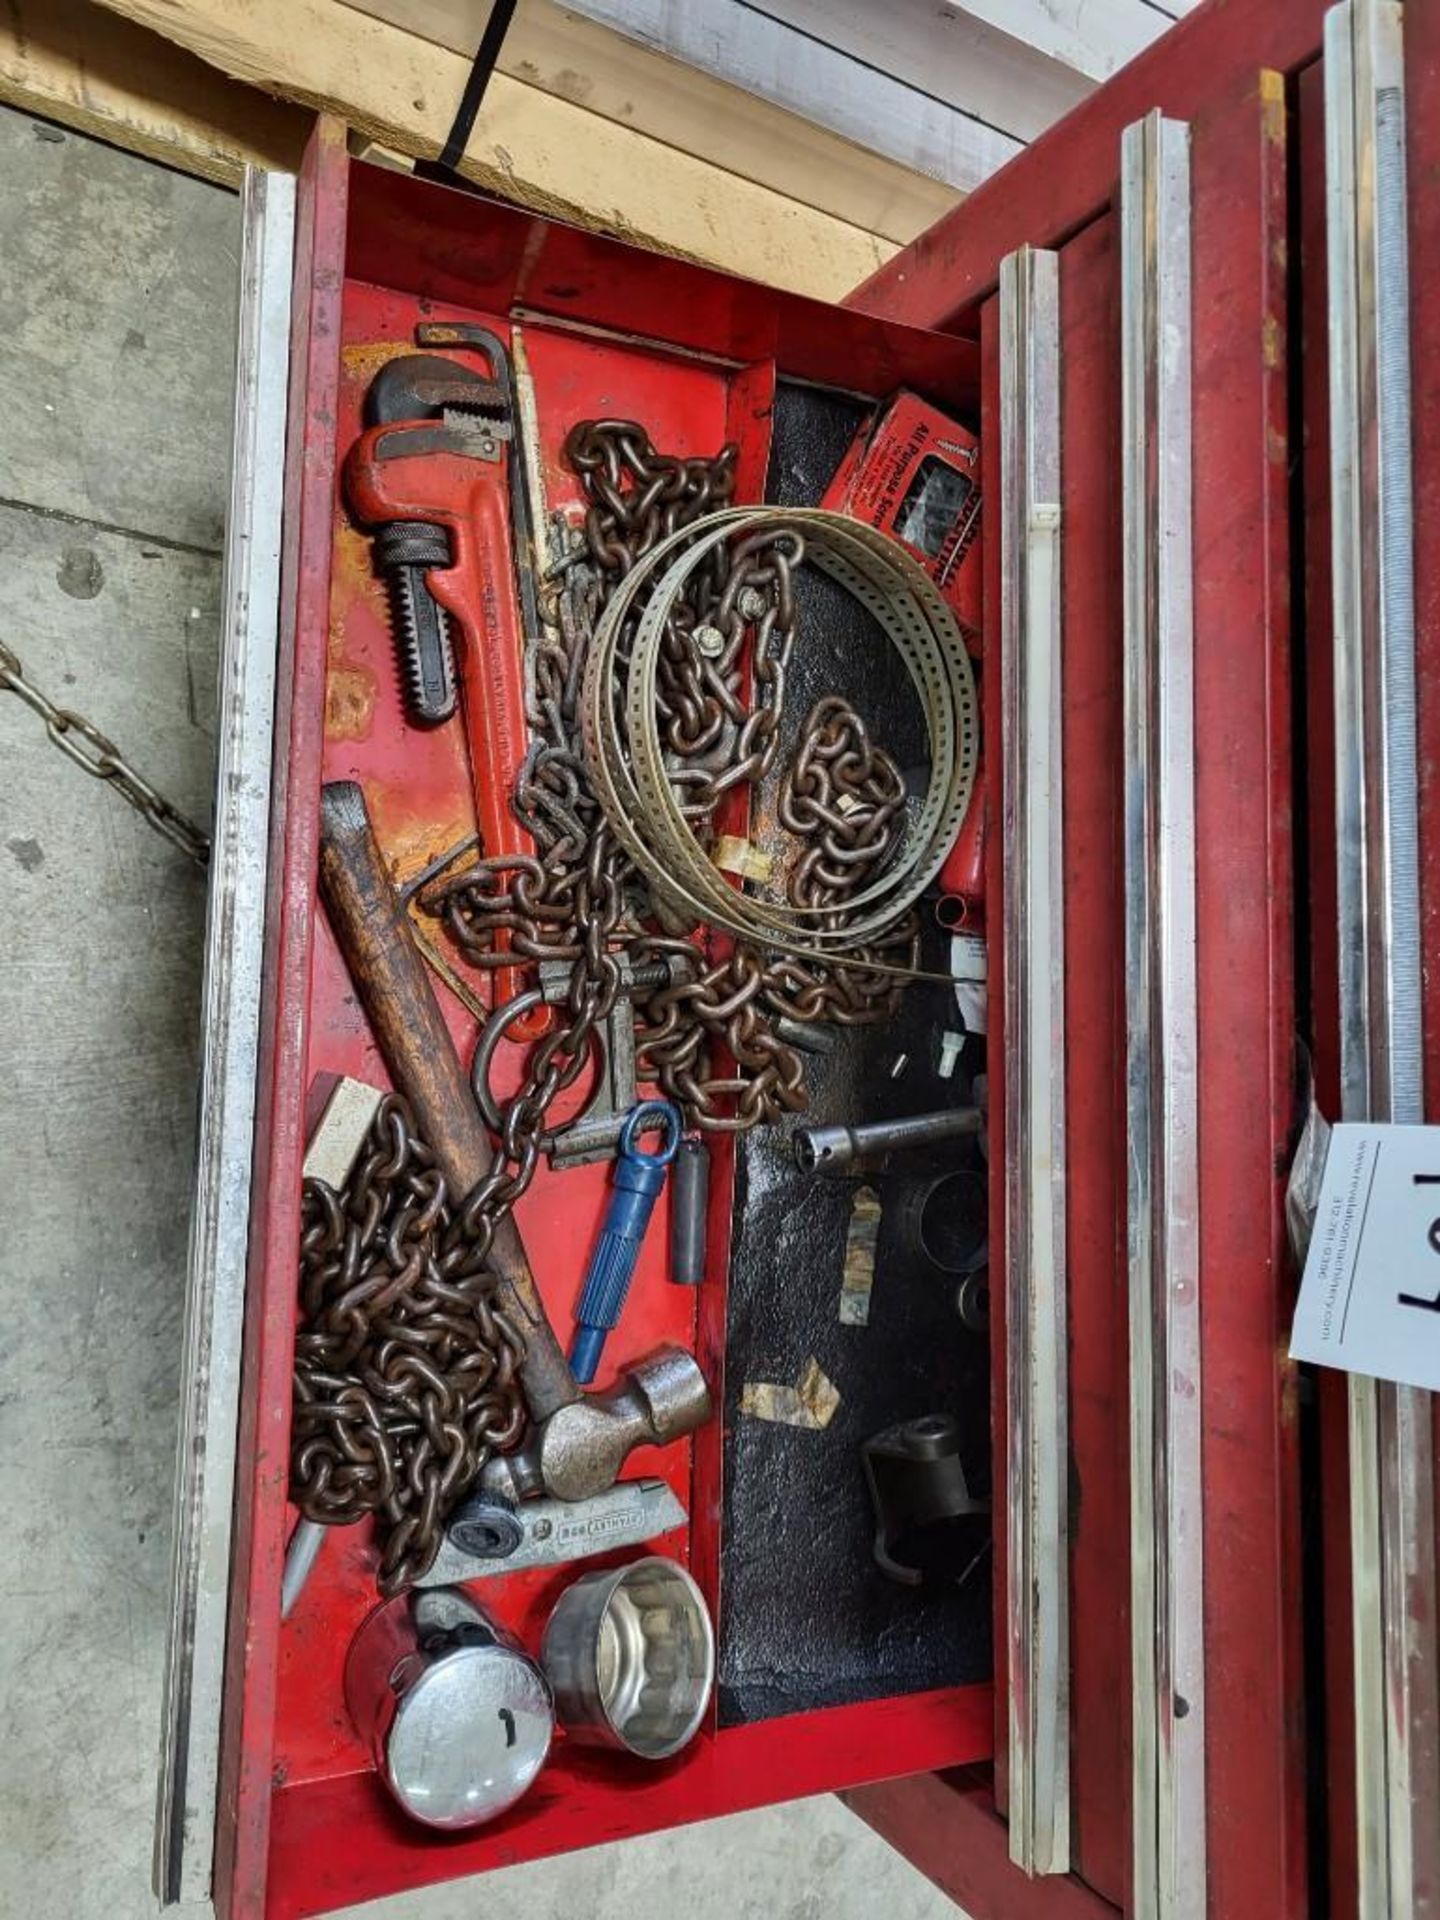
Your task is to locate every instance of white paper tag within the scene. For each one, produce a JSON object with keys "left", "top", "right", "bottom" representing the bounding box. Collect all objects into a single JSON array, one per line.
[
  {"left": 1289, "top": 1121, "right": 1440, "bottom": 1390},
  {"left": 949, "top": 929, "right": 987, "bottom": 1037}
]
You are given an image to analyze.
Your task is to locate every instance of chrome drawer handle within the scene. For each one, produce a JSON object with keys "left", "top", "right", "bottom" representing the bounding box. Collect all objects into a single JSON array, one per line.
[
  {"left": 1121, "top": 107, "right": 1205, "bottom": 1920},
  {"left": 1325, "top": 3, "right": 1440, "bottom": 1913},
  {"left": 998, "top": 240, "right": 1070, "bottom": 1880},
  {"left": 153, "top": 165, "right": 296, "bottom": 1910}
]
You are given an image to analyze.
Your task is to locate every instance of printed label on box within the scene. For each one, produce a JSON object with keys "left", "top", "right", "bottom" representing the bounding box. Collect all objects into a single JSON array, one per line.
[{"left": 1289, "top": 1121, "right": 1440, "bottom": 1390}]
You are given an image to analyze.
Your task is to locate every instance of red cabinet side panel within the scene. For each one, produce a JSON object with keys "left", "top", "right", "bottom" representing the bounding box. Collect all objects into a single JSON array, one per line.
[
  {"left": 978, "top": 293, "right": 1009, "bottom": 1822},
  {"left": 845, "top": 0, "right": 1329, "bottom": 331},
  {"left": 1057, "top": 212, "right": 1130, "bottom": 1911},
  {"left": 846, "top": 1772, "right": 1115, "bottom": 1920},
  {"left": 1295, "top": 51, "right": 1357, "bottom": 1920}
]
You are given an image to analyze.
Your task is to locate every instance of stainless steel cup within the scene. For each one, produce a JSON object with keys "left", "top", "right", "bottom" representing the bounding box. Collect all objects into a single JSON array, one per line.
[
  {"left": 540, "top": 1555, "right": 714, "bottom": 1759},
  {"left": 345, "top": 1587, "right": 554, "bottom": 1828}
]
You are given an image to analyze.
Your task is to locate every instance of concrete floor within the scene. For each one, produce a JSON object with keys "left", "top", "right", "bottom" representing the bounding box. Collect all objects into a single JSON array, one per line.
[{"left": 0, "top": 106, "right": 968, "bottom": 1920}]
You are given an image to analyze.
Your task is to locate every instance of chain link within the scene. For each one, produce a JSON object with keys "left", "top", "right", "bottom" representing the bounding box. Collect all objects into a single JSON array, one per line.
[
  {"left": 425, "top": 420, "right": 914, "bottom": 1136},
  {"left": 0, "top": 640, "right": 211, "bottom": 866},
  {"left": 293, "top": 1095, "right": 528, "bottom": 1593}
]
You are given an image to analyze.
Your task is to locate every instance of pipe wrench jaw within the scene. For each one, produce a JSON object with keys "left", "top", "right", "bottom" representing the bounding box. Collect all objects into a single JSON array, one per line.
[{"left": 361, "top": 350, "right": 508, "bottom": 429}]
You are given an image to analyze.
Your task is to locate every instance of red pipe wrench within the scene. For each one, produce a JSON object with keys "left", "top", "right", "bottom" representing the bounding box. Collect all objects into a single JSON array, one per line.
[{"left": 343, "top": 336, "right": 544, "bottom": 1037}]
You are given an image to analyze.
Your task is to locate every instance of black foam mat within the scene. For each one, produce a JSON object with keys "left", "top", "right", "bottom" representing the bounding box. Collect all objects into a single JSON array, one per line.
[{"left": 716, "top": 380, "right": 992, "bottom": 1728}]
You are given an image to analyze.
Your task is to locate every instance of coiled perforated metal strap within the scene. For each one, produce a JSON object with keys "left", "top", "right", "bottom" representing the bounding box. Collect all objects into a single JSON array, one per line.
[{"left": 579, "top": 507, "right": 979, "bottom": 968}]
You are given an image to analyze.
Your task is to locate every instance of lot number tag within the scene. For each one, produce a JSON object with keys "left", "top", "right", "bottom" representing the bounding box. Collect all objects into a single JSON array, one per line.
[{"left": 1291, "top": 1123, "right": 1440, "bottom": 1390}]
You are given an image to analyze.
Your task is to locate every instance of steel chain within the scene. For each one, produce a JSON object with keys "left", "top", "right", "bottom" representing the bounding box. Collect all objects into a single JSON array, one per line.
[
  {"left": 0, "top": 640, "right": 211, "bottom": 866},
  {"left": 292, "top": 1095, "right": 528, "bottom": 1592},
  {"left": 426, "top": 421, "right": 914, "bottom": 1134}
]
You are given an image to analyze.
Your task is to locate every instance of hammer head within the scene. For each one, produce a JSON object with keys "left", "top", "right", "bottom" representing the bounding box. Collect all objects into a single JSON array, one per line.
[{"left": 482, "top": 1347, "right": 711, "bottom": 1505}]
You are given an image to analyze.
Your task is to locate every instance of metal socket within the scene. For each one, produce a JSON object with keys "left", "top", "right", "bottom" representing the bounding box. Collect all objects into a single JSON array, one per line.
[
  {"left": 540, "top": 1556, "right": 715, "bottom": 1759},
  {"left": 670, "top": 1137, "right": 710, "bottom": 1286},
  {"left": 345, "top": 1588, "right": 553, "bottom": 1829},
  {"left": 894, "top": 1167, "right": 988, "bottom": 1276},
  {"left": 793, "top": 1106, "right": 984, "bottom": 1175}
]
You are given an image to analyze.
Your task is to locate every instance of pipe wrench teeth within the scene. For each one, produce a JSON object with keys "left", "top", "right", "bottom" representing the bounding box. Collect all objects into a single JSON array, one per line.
[
  {"left": 372, "top": 518, "right": 457, "bottom": 724},
  {"left": 394, "top": 579, "right": 455, "bottom": 723}
]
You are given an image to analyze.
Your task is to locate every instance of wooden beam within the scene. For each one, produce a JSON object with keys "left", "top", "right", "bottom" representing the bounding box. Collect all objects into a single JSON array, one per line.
[
  {"left": 344, "top": 0, "right": 962, "bottom": 245},
  {"left": 942, "top": 0, "right": 1177, "bottom": 86},
  {"left": 0, "top": 0, "right": 311, "bottom": 187},
  {"left": 730, "top": 0, "right": 1091, "bottom": 144},
  {"left": 88, "top": 0, "right": 903, "bottom": 300},
  {"left": 517, "top": 0, "right": 1021, "bottom": 181}
]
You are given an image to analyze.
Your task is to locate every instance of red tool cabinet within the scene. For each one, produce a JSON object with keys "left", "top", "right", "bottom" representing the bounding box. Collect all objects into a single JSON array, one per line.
[{"left": 157, "top": 0, "right": 1440, "bottom": 1915}]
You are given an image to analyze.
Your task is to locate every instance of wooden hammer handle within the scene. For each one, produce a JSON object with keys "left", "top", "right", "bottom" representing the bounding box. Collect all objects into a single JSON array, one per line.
[{"left": 317, "top": 780, "right": 578, "bottom": 1419}]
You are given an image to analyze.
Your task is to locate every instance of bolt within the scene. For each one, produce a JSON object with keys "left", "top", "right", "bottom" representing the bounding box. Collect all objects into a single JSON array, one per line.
[{"left": 938, "top": 1031, "right": 964, "bottom": 1080}]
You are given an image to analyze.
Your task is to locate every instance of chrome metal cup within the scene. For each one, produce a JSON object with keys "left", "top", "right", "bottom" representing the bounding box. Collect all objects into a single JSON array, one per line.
[
  {"left": 345, "top": 1588, "right": 553, "bottom": 1829},
  {"left": 540, "top": 1555, "right": 714, "bottom": 1760}
]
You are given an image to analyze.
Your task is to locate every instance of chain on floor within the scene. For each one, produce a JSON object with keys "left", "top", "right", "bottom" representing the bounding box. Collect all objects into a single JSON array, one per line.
[{"left": 0, "top": 639, "right": 211, "bottom": 866}]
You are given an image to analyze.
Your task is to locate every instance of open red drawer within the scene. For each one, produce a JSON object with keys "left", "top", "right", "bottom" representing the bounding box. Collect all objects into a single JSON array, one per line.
[{"left": 161, "top": 119, "right": 997, "bottom": 1920}]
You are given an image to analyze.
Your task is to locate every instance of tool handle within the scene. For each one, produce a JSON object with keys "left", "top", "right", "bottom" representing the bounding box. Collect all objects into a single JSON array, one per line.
[
  {"left": 793, "top": 1105, "right": 984, "bottom": 1175},
  {"left": 670, "top": 1138, "right": 710, "bottom": 1286},
  {"left": 571, "top": 1103, "right": 681, "bottom": 1384},
  {"left": 318, "top": 780, "right": 578, "bottom": 1419},
  {"left": 432, "top": 472, "right": 546, "bottom": 1041}
]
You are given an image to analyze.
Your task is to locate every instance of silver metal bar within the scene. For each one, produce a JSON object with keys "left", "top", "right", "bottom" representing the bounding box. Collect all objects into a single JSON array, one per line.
[
  {"left": 1325, "top": 5, "right": 1440, "bottom": 1913},
  {"left": 999, "top": 243, "right": 1069, "bottom": 1878},
  {"left": 153, "top": 165, "right": 295, "bottom": 1909},
  {"left": 1120, "top": 109, "right": 1204, "bottom": 1920}
]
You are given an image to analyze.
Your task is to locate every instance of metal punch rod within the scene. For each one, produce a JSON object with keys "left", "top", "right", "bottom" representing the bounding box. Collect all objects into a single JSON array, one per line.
[
  {"left": 1325, "top": 4, "right": 1440, "bottom": 1913},
  {"left": 998, "top": 242, "right": 1069, "bottom": 1879},
  {"left": 1121, "top": 109, "right": 1205, "bottom": 1920}
]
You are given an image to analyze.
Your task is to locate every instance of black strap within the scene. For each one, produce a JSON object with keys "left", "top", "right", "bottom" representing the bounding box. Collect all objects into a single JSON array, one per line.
[{"left": 418, "top": 0, "right": 519, "bottom": 183}]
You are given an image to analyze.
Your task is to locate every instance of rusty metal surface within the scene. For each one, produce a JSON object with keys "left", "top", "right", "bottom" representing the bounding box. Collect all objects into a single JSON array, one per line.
[{"left": 480, "top": 1345, "right": 713, "bottom": 1506}]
